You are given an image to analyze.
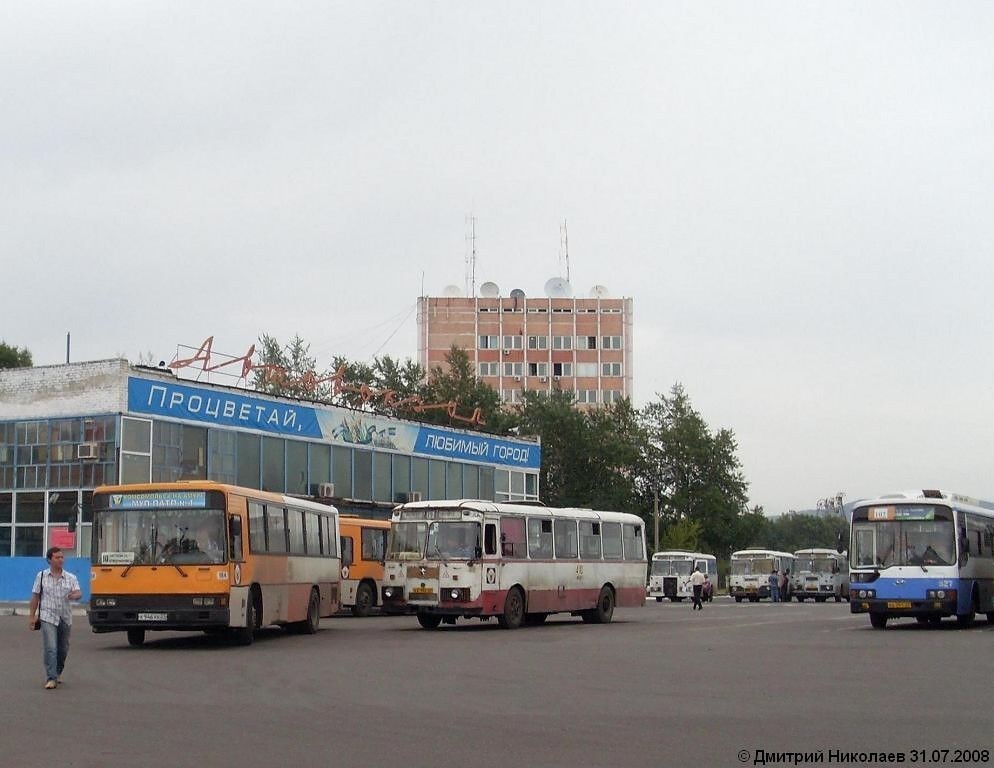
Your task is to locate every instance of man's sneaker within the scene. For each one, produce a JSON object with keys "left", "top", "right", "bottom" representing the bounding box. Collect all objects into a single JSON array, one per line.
[
  {"left": 57, "top": 677, "right": 63, "bottom": 686},
  {"left": 44, "top": 680, "right": 57, "bottom": 690}
]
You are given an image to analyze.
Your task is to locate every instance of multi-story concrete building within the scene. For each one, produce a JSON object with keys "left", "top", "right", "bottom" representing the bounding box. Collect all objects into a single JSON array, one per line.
[{"left": 418, "top": 282, "right": 633, "bottom": 409}]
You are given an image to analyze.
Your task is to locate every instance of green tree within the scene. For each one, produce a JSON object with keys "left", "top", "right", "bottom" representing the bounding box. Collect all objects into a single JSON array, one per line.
[
  {"left": 640, "top": 384, "right": 750, "bottom": 559},
  {"left": 763, "top": 512, "right": 845, "bottom": 553},
  {"left": 0, "top": 341, "right": 32, "bottom": 368},
  {"left": 416, "top": 346, "right": 511, "bottom": 433},
  {"left": 515, "top": 391, "right": 642, "bottom": 512},
  {"left": 661, "top": 518, "right": 702, "bottom": 551},
  {"left": 252, "top": 334, "right": 334, "bottom": 399}
]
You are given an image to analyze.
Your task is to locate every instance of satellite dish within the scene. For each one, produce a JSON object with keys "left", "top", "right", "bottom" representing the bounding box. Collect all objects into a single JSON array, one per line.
[
  {"left": 544, "top": 277, "right": 573, "bottom": 298},
  {"left": 589, "top": 284, "right": 610, "bottom": 298},
  {"left": 442, "top": 284, "right": 464, "bottom": 297},
  {"left": 509, "top": 288, "right": 526, "bottom": 300},
  {"left": 479, "top": 281, "right": 500, "bottom": 298}
]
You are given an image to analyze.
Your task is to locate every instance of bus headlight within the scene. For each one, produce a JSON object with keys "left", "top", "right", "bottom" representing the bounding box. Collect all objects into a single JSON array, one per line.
[
  {"left": 926, "top": 589, "right": 955, "bottom": 600},
  {"left": 856, "top": 589, "right": 876, "bottom": 599},
  {"left": 93, "top": 597, "right": 117, "bottom": 607},
  {"left": 192, "top": 597, "right": 216, "bottom": 606}
]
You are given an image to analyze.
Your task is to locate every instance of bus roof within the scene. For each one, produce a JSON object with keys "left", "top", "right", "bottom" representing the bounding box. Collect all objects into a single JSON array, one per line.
[
  {"left": 731, "top": 548, "right": 795, "bottom": 559},
  {"left": 93, "top": 481, "right": 340, "bottom": 515},
  {"left": 856, "top": 489, "right": 994, "bottom": 513},
  {"left": 651, "top": 550, "right": 716, "bottom": 561},
  {"left": 793, "top": 548, "right": 844, "bottom": 557},
  {"left": 393, "top": 498, "right": 645, "bottom": 526}
]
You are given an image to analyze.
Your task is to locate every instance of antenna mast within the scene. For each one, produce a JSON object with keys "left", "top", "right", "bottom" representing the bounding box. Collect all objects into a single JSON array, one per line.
[
  {"left": 465, "top": 215, "right": 477, "bottom": 297},
  {"left": 560, "top": 219, "right": 570, "bottom": 282}
]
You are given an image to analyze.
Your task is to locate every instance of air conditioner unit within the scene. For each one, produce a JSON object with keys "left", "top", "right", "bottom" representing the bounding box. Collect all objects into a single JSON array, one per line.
[
  {"left": 553, "top": 375, "right": 561, "bottom": 380},
  {"left": 76, "top": 442, "right": 99, "bottom": 460},
  {"left": 317, "top": 482, "right": 335, "bottom": 498},
  {"left": 540, "top": 376, "right": 548, "bottom": 383},
  {"left": 513, "top": 376, "right": 521, "bottom": 382},
  {"left": 502, "top": 349, "right": 511, "bottom": 356},
  {"left": 404, "top": 491, "right": 423, "bottom": 503}
]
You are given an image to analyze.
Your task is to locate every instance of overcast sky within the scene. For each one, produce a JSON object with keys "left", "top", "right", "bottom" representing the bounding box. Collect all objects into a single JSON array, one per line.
[{"left": 4, "top": 3, "right": 993, "bottom": 514}]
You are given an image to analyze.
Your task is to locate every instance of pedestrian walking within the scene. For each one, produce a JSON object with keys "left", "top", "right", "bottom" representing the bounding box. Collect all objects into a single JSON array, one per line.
[
  {"left": 690, "top": 566, "right": 706, "bottom": 610},
  {"left": 769, "top": 568, "right": 781, "bottom": 602},
  {"left": 29, "top": 546, "right": 82, "bottom": 690}
]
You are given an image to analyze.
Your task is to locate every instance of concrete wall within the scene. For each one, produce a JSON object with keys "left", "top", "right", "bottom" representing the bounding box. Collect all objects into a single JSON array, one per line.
[
  {"left": 0, "top": 359, "right": 128, "bottom": 420},
  {"left": 0, "top": 557, "right": 91, "bottom": 602}
]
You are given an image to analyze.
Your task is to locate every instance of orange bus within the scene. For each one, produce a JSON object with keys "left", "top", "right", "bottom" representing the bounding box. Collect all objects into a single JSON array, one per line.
[
  {"left": 339, "top": 516, "right": 390, "bottom": 616},
  {"left": 88, "top": 482, "right": 341, "bottom": 646}
]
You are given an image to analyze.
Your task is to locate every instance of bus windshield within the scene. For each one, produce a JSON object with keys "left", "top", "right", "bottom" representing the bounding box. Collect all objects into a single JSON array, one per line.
[
  {"left": 94, "top": 507, "right": 226, "bottom": 565},
  {"left": 651, "top": 559, "right": 693, "bottom": 576},
  {"left": 427, "top": 521, "right": 481, "bottom": 560},
  {"left": 796, "top": 557, "right": 836, "bottom": 573},
  {"left": 731, "top": 557, "right": 773, "bottom": 575},
  {"left": 852, "top": 519, "right": 955, "bottom": 568},
  {"left": 387, "top": 522, "right": 427, "bottom": 560}
]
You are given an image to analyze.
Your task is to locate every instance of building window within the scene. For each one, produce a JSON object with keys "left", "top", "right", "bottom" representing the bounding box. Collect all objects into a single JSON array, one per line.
[
  {"left": 552, "top": 362, "right": 573, "bottom": 377},
  {"left": 552, "top": 336, "right": 573, "bottom": 350},
  {"left": 121, "top": 417, "right": 152, "bottom": 485},
  {"left": 527, "top": 336, "right": 548, "bottom": 350},
  {"left": 602, "top": 336, "right": 622, "bottom": 349},
  {"left": 576, "top": 362, "right": 598, "bottom": 377},
  {"left": 262, "top": 437, "right": 285, "bottom": 492},
  {"left": 501, "top": 389, "right": 522, "bottom": 404},
  {"left": 502, "top": 335, "right": 523, "bottom": 350},
  {"left": 527, "top": 363, "right": 548, "bottom": 377},
  {"left": 237, "top": 432, "right": 261, "bottom": 489},
  {"left": 576, "top": 336, "right": 597, "bottom": 350},
  {"left": 478, "top": 362, "right": 499, "bottom": 377},
  {"left": 602, "top": 362, "right": 622, "bottom": 376},
  {"left": 576, "top": 390, "right": 599, "bottom": 404},
  {"left": 602, "top": 390, "right": 623, "bottom": 404},
  {"left": 208, "top": 429, "right": 237, "bottom": 484},
  {"left": 503, "top": 362, "right": 523, "bottom": 377},
  {"left": 478, "top": 335, "right": 499, "bottom": 349}
]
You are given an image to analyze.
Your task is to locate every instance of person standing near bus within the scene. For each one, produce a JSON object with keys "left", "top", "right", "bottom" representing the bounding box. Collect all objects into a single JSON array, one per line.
[
  {"left": 690, "top": 566, "right": 706, "bottom": 610},
  {"left": 29, "top": 547, "right": 82, "bottom": 690},
  {"left": 780, "top": 569, "right": 791, "bottom": 602},
  {"left": 769, "top": 569, "right": 781, "bottom": 602}
]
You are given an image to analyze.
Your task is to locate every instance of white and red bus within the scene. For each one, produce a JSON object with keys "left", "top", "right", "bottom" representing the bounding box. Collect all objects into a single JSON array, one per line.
[{"left": 380, "top": 499, "right": 647, "bottom": 629}]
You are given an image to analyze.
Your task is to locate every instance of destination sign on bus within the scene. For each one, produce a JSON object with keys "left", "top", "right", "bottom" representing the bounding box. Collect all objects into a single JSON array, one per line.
[
  {"left": 399, "top": 509, "right": 466, "bottom": 521},
  {"left": 867, "top": 506, "right": 935, "bottom": 521},
  {"left": 107, "top": 491, "right": 208, "bottom": 510}
]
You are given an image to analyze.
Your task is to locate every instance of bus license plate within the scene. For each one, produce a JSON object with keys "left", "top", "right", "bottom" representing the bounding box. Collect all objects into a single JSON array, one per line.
[
  {"left": 138, "top": 612, "right": 168, "bottom": 621},
  {"left": 886, "top": 601, "right": 912, "bottom": 609},
  {"left": 410, "top": 589, "right": 435, "bottom": 599}
]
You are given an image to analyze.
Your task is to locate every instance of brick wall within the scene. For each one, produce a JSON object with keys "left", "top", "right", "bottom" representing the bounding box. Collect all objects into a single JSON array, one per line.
[{"left": 0, "top": 359, "right": 128, "bottom": 420}]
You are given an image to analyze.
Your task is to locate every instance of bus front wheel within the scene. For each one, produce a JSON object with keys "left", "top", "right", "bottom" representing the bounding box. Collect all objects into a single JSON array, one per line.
[
  {"left": 351, "top": 582, "right": 375, "bottom": 617},
  {"left": 417, "top": 611, "right": 442, "bottom": 630},
  {"left": 233, "top": 594, "right": 259, "bottom": 646},
  {"left": 497, "top": 587, "right": 525, "bottom": 629},
  {"left": 127, "top": 628, "right": 145, "bottom": 647},
  {"left": 869, "top": 614, "right": 888, "bottom": 630}
]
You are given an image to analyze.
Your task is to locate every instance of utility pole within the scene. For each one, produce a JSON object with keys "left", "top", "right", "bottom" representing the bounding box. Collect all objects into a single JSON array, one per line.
[{"left": 653, "top": 489, "right": 660, "bottom": 552}]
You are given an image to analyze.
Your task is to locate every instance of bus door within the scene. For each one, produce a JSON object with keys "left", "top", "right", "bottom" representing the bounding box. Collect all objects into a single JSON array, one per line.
[{"left": 481, "top": 518, "right": 502, "bottom": 605}]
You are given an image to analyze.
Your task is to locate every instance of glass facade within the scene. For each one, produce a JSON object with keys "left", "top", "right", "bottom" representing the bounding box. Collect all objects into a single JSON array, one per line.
[{"left": 0, "top": 413, "right": 540, "bottom": 557}]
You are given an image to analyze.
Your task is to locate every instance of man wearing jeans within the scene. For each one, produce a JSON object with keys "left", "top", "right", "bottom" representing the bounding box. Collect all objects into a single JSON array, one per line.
[{"left": 29, "top": 547, "right": 82, "bottom": 690}]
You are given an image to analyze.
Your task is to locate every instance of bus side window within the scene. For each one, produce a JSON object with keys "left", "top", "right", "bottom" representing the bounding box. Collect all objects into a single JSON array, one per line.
[
  {"left": 229, "top": 515, "right": 244, "bottom": 562},
  {"left": 341, "top": 536, "right": 354, "bottom": 567},
  {"left": 484, "top": 523, "right": 497, "bottom": 556}
]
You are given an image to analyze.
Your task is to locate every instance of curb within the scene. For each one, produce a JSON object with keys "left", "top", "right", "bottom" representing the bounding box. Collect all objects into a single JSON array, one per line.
[{"left": 0, "top": 604, "right": 89, "bottom": 617}]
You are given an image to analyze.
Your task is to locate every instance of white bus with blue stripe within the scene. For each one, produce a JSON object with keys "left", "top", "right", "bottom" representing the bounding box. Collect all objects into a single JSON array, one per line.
[{"left": 849, "top": 489, "right": 994, "bottom": 629}]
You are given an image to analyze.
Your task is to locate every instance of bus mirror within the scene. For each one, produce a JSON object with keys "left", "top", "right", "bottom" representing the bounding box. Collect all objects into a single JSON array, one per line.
[
  {"left": 68, "top": 503, "right": 80, "bottom": 533},
  {"left": 836, "top": 531, "right": 845, "bottom": 554}
]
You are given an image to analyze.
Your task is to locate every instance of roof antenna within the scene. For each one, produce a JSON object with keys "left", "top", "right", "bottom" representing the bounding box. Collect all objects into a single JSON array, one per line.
[
  {"left": 465, "top": 215, "right": 477, "bottom": 297},
  {"left": 559, "top": 219, "right": 570, "bottom": 282}
]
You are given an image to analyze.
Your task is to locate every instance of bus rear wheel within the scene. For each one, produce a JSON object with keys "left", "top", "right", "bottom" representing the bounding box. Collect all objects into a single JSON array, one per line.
[
  {"left": 869, "top": 614, "right": 888, "bottom": 630},
  {"left": 351, "top": 582, "right": 375, "bottom": 617},
  {"left": 127, "top": 628, "right": 145, "bottom": 647},
  {"left": 301, "top": 588, "right": 320, "bottom": 634},
  {"left": 417, "top": 611, "right": 442, "bottom": 630},
  {"left": 497, "top": 587, "right": 525, "bottom": 629}
]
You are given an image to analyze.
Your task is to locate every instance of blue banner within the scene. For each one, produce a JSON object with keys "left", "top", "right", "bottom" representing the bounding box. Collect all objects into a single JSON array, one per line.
[
  {"left": 414, "top": 427, "right": 541, "bottom": 469},
  {"left": 107, "top": 491, "right": 207, "bottom": 510},
  {"left": 128, "top": 378, "right": 322, "bottom": 438}
]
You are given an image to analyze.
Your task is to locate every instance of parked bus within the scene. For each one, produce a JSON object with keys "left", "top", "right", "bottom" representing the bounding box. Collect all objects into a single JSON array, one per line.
[
  {"left": 88, "top": 481, "right": 341, "bottom": 646},
  {"left": 729, "top": 548, "right": 796, "bottom": 602},
  {"left": 849, "top": 489, "right": 994, "bottom": 629},
  {"left": 339, "top": 516, "right": 389, "bottom": 616},
  {"left": 381, "top": 499, "right": 647, "bottom": 629},
  {"left": 792, "top": 548, "right": 848, "bottom": 602},
  {"left": 648, "top": 550, "right": 717, "bottom": 602}
]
